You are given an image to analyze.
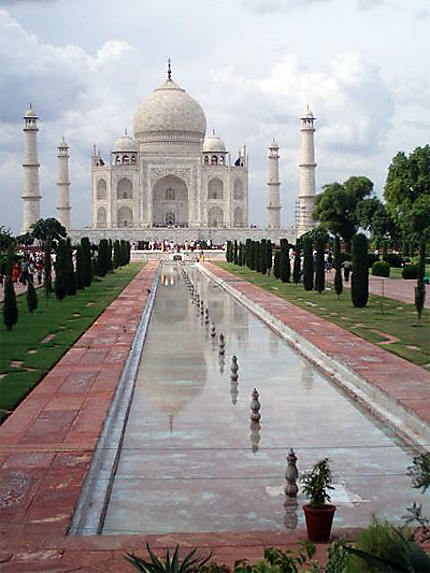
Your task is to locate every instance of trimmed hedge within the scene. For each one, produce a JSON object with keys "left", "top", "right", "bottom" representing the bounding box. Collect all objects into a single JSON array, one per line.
[
  {"left": 372, "top": 261, "right": 390, "bottom": 277},
  {"left": 402, "top": 265, "right": 419, "bottom": 279}
]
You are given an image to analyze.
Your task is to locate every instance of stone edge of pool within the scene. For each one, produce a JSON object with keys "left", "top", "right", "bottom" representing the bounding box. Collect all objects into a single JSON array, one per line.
[{"left": 200, "top": 262, "right": 430, "bottom": 449}]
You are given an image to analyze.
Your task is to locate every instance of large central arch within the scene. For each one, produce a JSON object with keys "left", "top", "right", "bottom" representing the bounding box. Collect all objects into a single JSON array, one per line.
[{"left": 152, "top": 175, "right": 188, "bottom": 227}]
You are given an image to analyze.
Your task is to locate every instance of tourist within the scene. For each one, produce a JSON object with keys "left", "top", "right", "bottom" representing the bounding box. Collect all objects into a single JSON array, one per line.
[{"left": 342, "top": 260, "right": 352, "bottom": 282}]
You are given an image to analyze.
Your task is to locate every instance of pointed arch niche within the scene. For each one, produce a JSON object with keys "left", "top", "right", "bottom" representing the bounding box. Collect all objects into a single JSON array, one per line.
[
  {"left": 208, "top": 178, "right": 224, "bottom": 200},
  {"left": 97, "top": 207, "right": 106, "bottom": 228},
  {"left": 118, "top": 206, "right": 133, "bottom": 227},
  {"left": 208, "top": 206, "right": 224, "bottom": 228},
  {"left": 152, "top": 175, "right": 188, "bottom": 227}
]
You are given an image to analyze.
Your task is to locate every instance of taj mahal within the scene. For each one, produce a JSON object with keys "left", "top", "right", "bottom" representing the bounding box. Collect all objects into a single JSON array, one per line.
[{"left": 21, "top": 62, "right": 317, "bottom": 243}]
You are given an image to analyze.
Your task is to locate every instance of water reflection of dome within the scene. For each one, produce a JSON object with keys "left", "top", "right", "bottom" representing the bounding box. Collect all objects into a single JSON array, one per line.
[{"left": 157, "top": 269, "right": 188, "bottom": 322}]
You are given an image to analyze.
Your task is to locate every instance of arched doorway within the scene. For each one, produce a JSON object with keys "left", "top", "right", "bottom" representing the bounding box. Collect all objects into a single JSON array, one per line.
[
  {"left": 208, "top": 206, "right": 223, "bottom": 227},
  {"left": 233, "top": 206, "right": 243, "bottom": 227},
  {"left": 118, "top": 206, "right": 133, "bottom": 227},
  {"left": 152, "top": 175, "right": 188, "bottom": 227},
  {"left": 97, "top": 207, "right": 106, "bottom": 228}
]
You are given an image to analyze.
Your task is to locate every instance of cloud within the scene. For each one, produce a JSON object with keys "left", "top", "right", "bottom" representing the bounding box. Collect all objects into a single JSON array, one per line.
[
  {"left": 0, "top": 9, "right": 146, "bottom": 232},
  {"left": 243, "top": 0, "right": 328, "bottom": 12}
]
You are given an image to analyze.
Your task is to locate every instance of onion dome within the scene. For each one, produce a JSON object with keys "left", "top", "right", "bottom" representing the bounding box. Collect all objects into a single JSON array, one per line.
[
  {"left": 133, "top": 76, "right": 206, "bottom": 144},
  {"left": 114, "top": 130, "right": 138, "bottom": 152},
  {"left": 203, "top": 130, "right": 226, "bottom": 153}
]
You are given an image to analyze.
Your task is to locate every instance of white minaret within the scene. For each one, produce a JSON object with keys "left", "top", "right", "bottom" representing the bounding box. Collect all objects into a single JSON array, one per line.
[
  {"left": 22, "top": 105, "right": 41, "bottom": 233},
  {"left": 56, "top": 137, "right": 71, "bottom": 229},
  {"left": 297, "top": 105, "right": 317, "bottom": 236},
  {"left": 267, "top": 138, "right": 281, "bottom": 228}
]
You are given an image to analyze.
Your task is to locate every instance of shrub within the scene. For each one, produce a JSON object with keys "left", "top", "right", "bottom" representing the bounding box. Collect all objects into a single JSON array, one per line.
[
  {"left": 403, "top": 265, "right": 418, "bottom": 279},
  {"left": 65, "top": 238, "right": 76, "bottom": 296},
  {"left": 346, "top": 517, "right": 430, "bottom": 573},
  {"left": 81, "top": 237, "right": 92, "bottom": 287},
  {"left": 43, "top": 239, "right": 52, "bottom": 295},
  {"left": 351, "top": 233, "right": 369, "bottom": 308},
  {"left": 372, "top": 260, "right": 390, "bottom": 277},
  {"left": 384, "top": 253, "right": 403, "bottom": 267},
  {"left": 266, "top": 240, "right": 273, "bottom": 274},
  {"left": 292, "top": 246, "right": 301, "bottom": 284},
  {"left": 54, "top": 239, "right": 67, "bottom": 300},
  {"left": 367, "top": 253, "right": 380, "bottom": 268},
  {"left": 279, "top": 239, "right": 290, "bottom": 282}
]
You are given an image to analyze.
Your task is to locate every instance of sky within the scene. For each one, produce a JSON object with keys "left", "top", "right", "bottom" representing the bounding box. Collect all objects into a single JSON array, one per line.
[{"left": 0, "top": 0, "right": 429, "bottom": 233}]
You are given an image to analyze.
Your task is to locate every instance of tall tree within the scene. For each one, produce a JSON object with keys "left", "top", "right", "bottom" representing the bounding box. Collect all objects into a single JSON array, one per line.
[
  {"left": 75, "top": 245, "right": 85, "bottom": 290},
  {"left": 314, "top": 234, "right": 325, "bottom": 293},
  {"left": 3, "top": 245, "right": 18, "bottom": 330},
  {"left": 273, "top": 250, "right": 280, "bottom": 279},
  {"left": 259, "top": 240, "right": 267, "bottom": 274},
  {"left": 26, "top": 280, "right": 38, "bottom": 314},
  {"left": 279, "top": 239, "right": 290, "bottom": 283},
  {"left": 266, "top": 240, "right": 273, "bottom": 275},
  {"left": 65, "top": 238, "right": 76, "bottom": 296},
  {"left": 351, "top": 233, "right": 369, "bottom": 308},
  {"left": 43, "top": 239, "right": 52, "bottom": 295},
  {"left": 54, "top": 239, "right": 67, "bottom": 301},
  {"left": 30, "top": 217, "right": 67, "bottom": 243},
  {"left": 333, "top": 235, "right": 343, "bottom": 300},
  {"left": 292, "top": 244, "right": 301, "bottom": 284},
  {"left": 81, "top": 237, "right": 92, "bottom": 287},
  {"left": 313, "top": 176, "right": 373, "bottom": 249},
  {"left": 302, "top": 235, "right": 314, "bottom": 291},
  {"left": 384, "top": 145, "right": 430, "bottom": 250}
]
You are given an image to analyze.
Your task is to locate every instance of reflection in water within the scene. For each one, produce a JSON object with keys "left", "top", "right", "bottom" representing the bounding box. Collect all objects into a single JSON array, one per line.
[
  {"left": 219, "top": 356, "right": 225, "bottom": 375},
  {"left": 301, "top": 361, "right": 314, "bottom": 392},
  {"left": 230, "top": 379, "right": 239, "bottom": 404},
  {"left": 283, "top": 497, "right": 299, "bottom": 530},
  {"left": 140, "top": 265, "right": 207, "bottom": 432},
  {"left": 249, "top": 420, "right": 261, "bottom": 454}
]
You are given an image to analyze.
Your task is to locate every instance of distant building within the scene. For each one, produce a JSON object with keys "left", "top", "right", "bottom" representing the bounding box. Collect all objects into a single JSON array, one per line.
[{"left": 91, "top": 63, "right": 248, "bottom": 230}]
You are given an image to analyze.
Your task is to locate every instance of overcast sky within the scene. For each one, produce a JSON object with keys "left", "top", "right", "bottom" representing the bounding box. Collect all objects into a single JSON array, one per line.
[{"left": 0, "top": 0, "right": 429, "bottom": 233}]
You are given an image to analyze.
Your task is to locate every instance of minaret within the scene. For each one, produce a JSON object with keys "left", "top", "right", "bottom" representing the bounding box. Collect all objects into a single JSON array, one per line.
[
  {"left": 21, "top": 105, "right": 41, "bottom": 233},
  {"left": 297, "top": 105, "right": 317, "bottom": 236},
  {"left": 267, "top": 139, "right": 281, "bottom": 228},
  {"left": 56, "top": 137, "right": 71, "bottom": 229}
]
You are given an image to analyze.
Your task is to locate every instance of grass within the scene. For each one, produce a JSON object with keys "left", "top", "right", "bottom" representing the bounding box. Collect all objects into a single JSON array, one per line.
[
  {"left": 216, "top": 262, "right": 430, "bottom": 370},
  {"left": 386, "top": 265, "right": 430, "bottom": 280},
  {"left": 0, "top": 263, "right": 143, "bottom": 422}
]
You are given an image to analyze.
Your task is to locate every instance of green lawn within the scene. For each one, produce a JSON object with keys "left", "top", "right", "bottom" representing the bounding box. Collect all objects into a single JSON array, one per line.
[
  {"left": 216, "top": 262, "right": 430, "bottom": 370},
  {"left": 385, "top": 265, "right": 430, "bottom": 279},
  {"left": 0, "top": 263, "right": 143, "bottom": 422}
]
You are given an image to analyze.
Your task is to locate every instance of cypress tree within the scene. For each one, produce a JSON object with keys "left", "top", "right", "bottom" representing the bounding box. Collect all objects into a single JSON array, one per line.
[
  {"left": 303, "top": 235, "right": 314, "bottom": 291},
  {"left": 238, "top": 243, "right": 243, "bottom": 266},
  {"left": 26, "top": 280, "right": 38, "bottom": 313},
  {"left": 351, "top": 233, "right": 369, "bottom": 308},
  {"left": 126, "top": 241, "right": 131, "bottom": 264},
  {"left": 266, "top": 241, "right": 273, "bottom": 275},
  {"left": 113, "top": 240, "right": 121, "bottom": 269},
  {"left": 65, "top": 238, "right": 76, "bottom": 296},
  {"left": 54, "top": 239, "right": 67, "bottom": 300},
  {"left": 226, "top": 241, "right": 232, "bottom": 262},
  {"left": 314, "top": 234, "right": 325, "bottom": 293},
  {"left": 75, "top": 245, "right": 85, "bottom": 290},
  {"left": 245, "top": 239, "right": 252, "bottom": 268},
  {"left": 252, "top": 241, "right": 259, "bottom": 271},
  {"left": 108, "top": 239, "right": 113, "bottom": 271},
  {"left": 233, "top": 240, "right": 239, "bottom": 265},
  {"left": 273, "top": 250, "right": 280, "bottom": 279},
  {"left": 292, "top": 244, "right": 301, "bottom": 284},
  {"left": 260, "top": 240, "right": 267, "bottom": 275},
  {"left": 3, "top": 245, "right": 18, "bottom": 330},
  {"left": 415, "top": 241, "right": 426, "bottom": 322},
  {"left": 279, "top": 239, "right": 290, "bottom": 283},
  {"left": 97, "top": 239, "right": 108, "bottom": 277},
  {"left": 334, "top": 235, "right": 343, "bottom": 300},
  {"left": 44, "top": 239, "right": 52, "bottom": 295},
  {"left": 81, "top": 237, "right": 92, "bottom": 287}
]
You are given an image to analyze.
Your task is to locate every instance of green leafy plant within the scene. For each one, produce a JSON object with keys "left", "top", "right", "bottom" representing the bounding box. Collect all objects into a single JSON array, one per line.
[
  {"left": 300, "top": 457, "right": 334, "bottom": 508},
  {"left": 402, "top": 264, "right": 418, "bottom": 279},
  {"left": 371, "top": 261, "right": 390, "bottom": 277},
  {"left": 344, "top": 516, "right": 430, "bottom": 572},
  {"left": 125, "top": 544, "right": 212, "bottom": 572}
]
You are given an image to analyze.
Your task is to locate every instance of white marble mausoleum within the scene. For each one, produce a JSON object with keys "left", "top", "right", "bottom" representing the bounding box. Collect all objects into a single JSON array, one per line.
[{"left": 91, "top": 66, "right": 248, "bottom": 231}]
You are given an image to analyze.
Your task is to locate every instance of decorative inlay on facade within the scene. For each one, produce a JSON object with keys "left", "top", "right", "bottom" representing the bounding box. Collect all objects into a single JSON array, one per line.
[{"left": 150, "top": 167, "right": 191, "bottom": 186}]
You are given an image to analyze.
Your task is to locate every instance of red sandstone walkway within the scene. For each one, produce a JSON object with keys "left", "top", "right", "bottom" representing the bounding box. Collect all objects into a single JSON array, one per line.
[
  {"left": 1, "top": 260, "right": 429, "bottom": 571},
  {"left": 325, "top": 271, "right": 430, "bottom": 308},
  {"left": 207, "top": 263, "right": 430, "bottom": 427}
]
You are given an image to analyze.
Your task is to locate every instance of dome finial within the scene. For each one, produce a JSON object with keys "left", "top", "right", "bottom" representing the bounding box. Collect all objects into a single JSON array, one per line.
[
  {"left": 167, "top": 58, "right": 172, "bottom": 80},
  {"left": 125, "top": 127, "right": 128, "bottom": 136}
]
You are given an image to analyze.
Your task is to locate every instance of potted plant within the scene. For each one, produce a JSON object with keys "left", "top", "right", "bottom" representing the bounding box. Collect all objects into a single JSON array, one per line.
[{"left": 300, "top": 457, "right": 336, "bottom": 542}]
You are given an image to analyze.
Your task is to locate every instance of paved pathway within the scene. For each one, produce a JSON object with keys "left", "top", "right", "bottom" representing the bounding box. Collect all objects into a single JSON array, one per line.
[
  {"left": 0, "top": 260, "right": 429, "bottom": 571},
  {"left": 325, "top": 271, "right": 430, "bottom": 308}
]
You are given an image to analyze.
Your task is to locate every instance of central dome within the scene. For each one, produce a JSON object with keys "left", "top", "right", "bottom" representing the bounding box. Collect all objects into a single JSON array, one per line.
[{"left": 133, "top": 78, "right": 206, "bottom": 144}]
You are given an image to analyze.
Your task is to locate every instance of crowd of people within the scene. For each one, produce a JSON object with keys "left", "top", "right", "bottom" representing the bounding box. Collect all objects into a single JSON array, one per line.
[{"left": 0, "top": 249, "right": 45, "bottom": 287}]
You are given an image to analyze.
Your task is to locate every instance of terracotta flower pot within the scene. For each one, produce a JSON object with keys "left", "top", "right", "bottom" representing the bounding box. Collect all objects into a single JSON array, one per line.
[{"left": 303, "top": 504, "right": 336, "bottom": 542}]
